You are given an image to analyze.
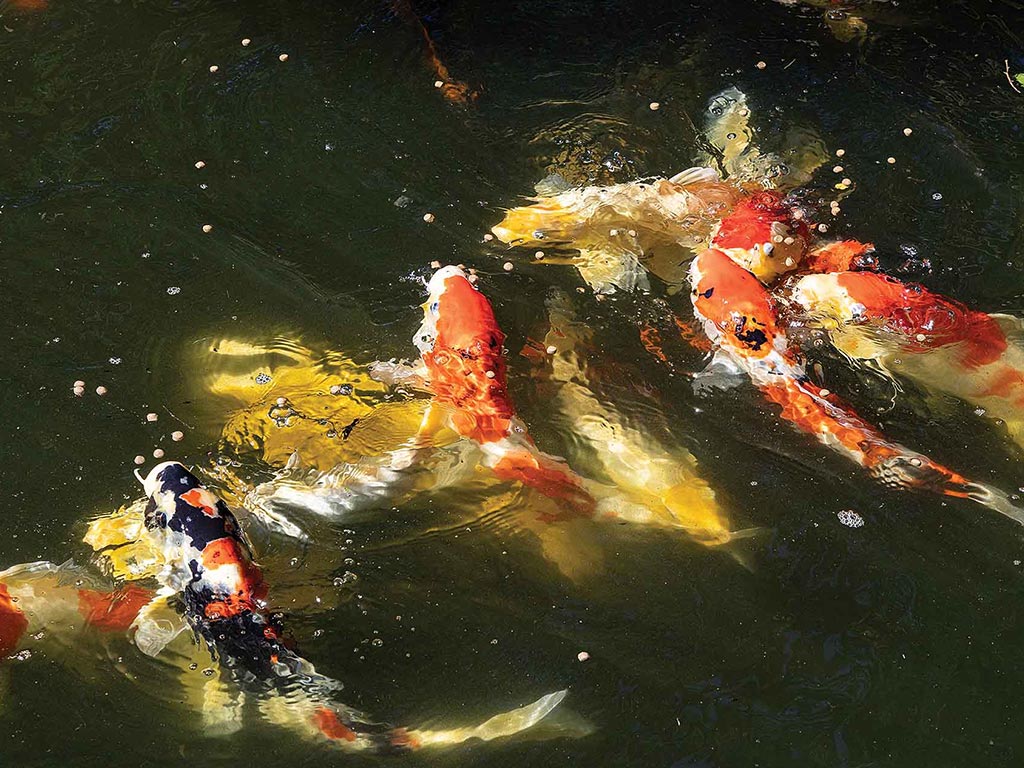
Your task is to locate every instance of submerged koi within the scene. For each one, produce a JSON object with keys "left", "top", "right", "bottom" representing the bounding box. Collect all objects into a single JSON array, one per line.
[
  {"left": 0, "top": 561, "right": 152, "bottom": 659},
  {"left": 784, "top": 269, "right": 1024, "bottom": 448},
  {"left": 138, "top": 461, "right": 569, "bottom": 750},
  {"left": 491, "top": 166, "right": 741, "bottom": 293},
  {"left": 689, "top": 247, "right": 1024, "bottom": 522}
]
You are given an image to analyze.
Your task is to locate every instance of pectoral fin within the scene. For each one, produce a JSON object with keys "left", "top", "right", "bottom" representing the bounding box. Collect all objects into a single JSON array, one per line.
[{"left": 131, "top": 590, "right": 188, "bottom": 658}]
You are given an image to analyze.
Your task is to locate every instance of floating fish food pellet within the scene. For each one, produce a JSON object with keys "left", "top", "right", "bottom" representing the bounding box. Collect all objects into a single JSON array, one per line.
[
  {"left": 133, "top": 455, "right": 145, "bottom": 465},
  {"left": 202, "top": 224, "right": 213, "bottom": 233},
  {"left": 887, "top": 156, "right": 896, "bottom": 164},
  {"left": 146, "top": 412, "right": 158, "bottom": 422},
  {"left": 73, "top": 386, "right": 85, "bottom": 397},
  {"left": 434, "top": 80, "right": 444, "bottom": 88},
  {"left": 649, "top": 101, "right": 660, "bottom": 111},
  {"left": 278, "top": 53, "right": 289, "bottom": 62},
  {"left": 534, "top": 250, "right": 545, "bottom": 259},
  {"left": 836, "top": 149, "right": 846, "bottom": 157},
  {"left": 756, "top": 61, "right": 767, "bottom": 69},
  {"left": 503, "top": 262, "right": 514, "bottom": 271},
  {"left": 833, "top": 165, "right": 844, "bottom": 174},
  {"left": 546, "top": 345, "right": 557, "bottom": 355},
  {"left": 171, "top": 430, "right": 184, "bottom": 442},
  {"left": 577, "top": 651, "right": 590, "bottom": 662},
  {"left": 242, "top": 38, "right": 251, "bottom": 46},
  {"left": 482, "top": 233, "right": 493, "bottom": 242},
  {"left": 903, "top": 127, "right": 913, "bottom": 136},
  {"left": 430, "top": 260, "right": 441, "bottom": 269},
  {"left": 153, "top": 448, "right": 165, "bottom": 459},
  {"left": 209, "top": 65, "right": 219, "bottom": 73},
  {"left": 95, "top": 386, "right": 108, "bottom": 396},
  {"left": 422, "top": 213, "right": 435, "bottom": 223},
  {"left": 194, "top": 160, "right": 205, "bottom": 169},
  {"left": 485, "top": 370, "right": 496, "bottom": 379},
  {"left": 73, "top": 379, "right": 85, "bottom": 388}
]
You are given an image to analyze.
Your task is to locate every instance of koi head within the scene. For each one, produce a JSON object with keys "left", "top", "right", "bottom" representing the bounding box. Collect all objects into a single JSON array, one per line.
[
  {"left": 417, "top": 266, "right": 515, "bottom": 443},
  {"left": 491, "top": 196, "right": 584, "bottom": 248},
  {"left": 690, "top": 248, "right": 783, "bottom": 359},
  {"left": 709, "top": 191, "right": 807, "bottom": 282}
]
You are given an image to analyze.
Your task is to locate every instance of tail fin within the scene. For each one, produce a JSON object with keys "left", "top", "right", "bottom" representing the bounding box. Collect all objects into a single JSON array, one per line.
[
  {"left": 486, "top": 445, "right": 597, "bottom": 521},
  {"left": 262, "top": 687, "right": 572, "bottom": 753}
]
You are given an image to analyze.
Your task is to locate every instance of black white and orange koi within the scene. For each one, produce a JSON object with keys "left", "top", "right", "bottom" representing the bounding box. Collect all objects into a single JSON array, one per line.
[{"left": 139, "top": 461, "right": 569, "bottom": 751}]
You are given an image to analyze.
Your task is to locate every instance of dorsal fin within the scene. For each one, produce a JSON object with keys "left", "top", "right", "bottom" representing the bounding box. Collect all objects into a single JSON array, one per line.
[{"left": 669, "top": 166, "right": 721, "bottom": 186}]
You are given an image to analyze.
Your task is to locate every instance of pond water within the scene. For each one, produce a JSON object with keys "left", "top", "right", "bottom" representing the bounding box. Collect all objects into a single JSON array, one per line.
[{"left": 2, "top": 0, "right": 1024, "bottom": 765}]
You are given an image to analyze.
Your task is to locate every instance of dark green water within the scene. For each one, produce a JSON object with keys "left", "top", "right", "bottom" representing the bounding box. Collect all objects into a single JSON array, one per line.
[{"left": 2, "top": 0, "right": 1024, "bottom": 765}]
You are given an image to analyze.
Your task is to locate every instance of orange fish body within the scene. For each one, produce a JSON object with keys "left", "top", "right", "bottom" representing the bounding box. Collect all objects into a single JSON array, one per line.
[{"left": 418, "top": 267, "right": 594, "bottom": 516}]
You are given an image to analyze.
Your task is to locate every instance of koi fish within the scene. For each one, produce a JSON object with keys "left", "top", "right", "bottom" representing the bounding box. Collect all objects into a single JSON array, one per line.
[
  {"left": 689, "top": 246, "right": 1024, "bottom": 522},
  {"left": 391, "top": 0, "right": 477, "bottom": 104},
  {"left": 539, "top": 291, "right": 748, "bottom": 545},
  {"left": 490, "top": 88, "right": 827, "bottom": 294},
  {"left": 248, "top": 266, "right": 600, "bottom": 524},
  {"left": 0, "top": 560, "right": 152, "bottom": 660},
  {"left": 491, "top": 166, "right": 741, "bottom": 293},
  {"left": 783, "top": 269, "right": 1024, "bottom": 448},
  {"left": 136, "top": 460, "right": 570, "bottom": 750}
]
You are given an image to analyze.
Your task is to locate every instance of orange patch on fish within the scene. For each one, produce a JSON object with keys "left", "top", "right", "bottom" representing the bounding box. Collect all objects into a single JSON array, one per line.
[
  {"left": 711, "top": 191, "right": 796, "bottom": 251},
  {"left": 834, "top": 272, "right": 1007, "bottom": 368},
  {"left": 200, "top": 538, "right": 267, "bottom": 618},
  {"left": 491, "top": 451, "right": 595, "bottom": 518},
  {"left": 424, "top": 274, "right": 515, "bottom": 443},
  {"left": 312, "top": 707, "right": 358, "bottom": 742},
  {"left": 692, "top": 248, "right": 781, "bottom": 358},
  {"left": 180, "top": 488, "right": 220, "bottom": 517},
  {"left": 0, "top": 582, "right": 28, "bottom": 657},
  {"left": 803, "top": 240, "right": 877, "bottom": 273},
  {"left": 77, "top": 585, "right": 153, "bottom": 631}
]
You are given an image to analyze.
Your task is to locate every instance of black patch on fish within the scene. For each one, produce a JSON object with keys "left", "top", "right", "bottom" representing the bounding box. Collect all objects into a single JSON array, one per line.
[
  {"left": 735, "top": 317, "right": 769, "bottom": 351},
  {"left": 700, "top": 287, "right": 714, "bottom": 299},
  {"left": 341, "top": 418, "right": 360, "bottom": 439}
]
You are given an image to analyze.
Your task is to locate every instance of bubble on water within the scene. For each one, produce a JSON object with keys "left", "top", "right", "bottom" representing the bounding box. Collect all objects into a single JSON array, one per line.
[
  {"left": 9, "top": 649, "right": 32, "bottom": 662},
  {"left": 932, "top": 192, "right": 943, "bottom": 201},
  {"left": 371, "top": 638, "right": 384, "bottom": 647},
  {"left": 255, "top": 372, "right": 271, "bottom": 385},
  {"left": 202, "top": 668, "right": 215, "bottom": 677},
  {"left": 166, "top": 286, "right": 181, "bottom": 295},
  {"left": 333, "top": 571, "right": 358, "bottom": 586},
  {"left": 189, "top": 663, "right": 198, "bottom": 671},
  {"left": 837, "top": 509, "right": 865, "bottom": 528},
  {"left": 312, "top": 629, "right": 324, "bottom": 638}
]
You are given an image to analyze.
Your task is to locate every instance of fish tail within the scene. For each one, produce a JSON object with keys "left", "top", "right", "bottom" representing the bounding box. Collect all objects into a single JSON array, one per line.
[
  {"left": 487, "top": 445, "right": 597, "bottom": 520},
  {"left": 269, "top": 687, "right": 569, "bottom": 753}
]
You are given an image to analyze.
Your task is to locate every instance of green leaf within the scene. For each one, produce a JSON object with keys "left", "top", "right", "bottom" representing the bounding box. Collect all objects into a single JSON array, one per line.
[{"left": 1016, "top": 73, "right": 1024, "bottom": 87}]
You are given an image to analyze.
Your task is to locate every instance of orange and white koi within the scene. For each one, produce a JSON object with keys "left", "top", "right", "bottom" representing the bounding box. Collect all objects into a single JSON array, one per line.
[
  {"left": 139, "top": 461, "right": 569, "bottom": 751},
  {"left": 414, "top": 266, "right": 598, "bottom": 515},
  {"left": 784, "top": 268, "right": 1024, "bottom": 448},
  {"left": 0, "top": 560, "right": 152, "bottom": 661},
  {"left": 689, "top": 246, "right": 1024, "bottom": 521}
]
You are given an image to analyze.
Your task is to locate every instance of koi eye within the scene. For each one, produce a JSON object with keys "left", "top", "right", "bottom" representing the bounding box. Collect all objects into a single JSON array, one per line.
[
  {"left": 430, "top": 301, "right": 439, "bottom": 313},
  {"left": 763, "top": 243, "right": 774, "bottom": 255},
  {"left": 533, "top": 230, "right": 546, "bottom": 240}
]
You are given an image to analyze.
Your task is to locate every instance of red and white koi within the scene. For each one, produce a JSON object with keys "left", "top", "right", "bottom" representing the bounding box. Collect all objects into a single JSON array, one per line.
[
  {"left": 0, "top": 560, "right": 152, "bottom": 661},
  {"left": 140, "top": 460, "right": 569, "bottom": 750},
  {"left": 784, "top": 268, "right": 1024, "bottom": 448}
]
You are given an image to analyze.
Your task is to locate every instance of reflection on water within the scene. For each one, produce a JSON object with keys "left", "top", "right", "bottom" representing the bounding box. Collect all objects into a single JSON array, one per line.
[{"left": 3, "top": 0, "right": 1024, "bottom": 765}]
